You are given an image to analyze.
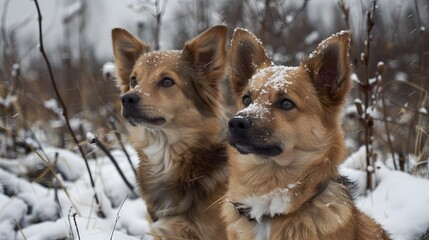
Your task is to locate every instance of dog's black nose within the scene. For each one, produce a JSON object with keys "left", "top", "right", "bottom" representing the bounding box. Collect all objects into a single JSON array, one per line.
[
  {"left": 122, "top": 93, "right": 140, "bottom": 108},
  {"left": 228, "top": 117, "right": 251, "bottom": 132}
]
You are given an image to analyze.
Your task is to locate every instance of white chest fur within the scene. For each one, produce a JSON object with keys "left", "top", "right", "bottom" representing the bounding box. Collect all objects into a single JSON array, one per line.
[
  {"left": 136, "top": 128, "right": 173, "bottom": 174},
  {"left": 255, "top": 220, "right": 272, "bottom": 240},
  {"left": 240, "top": 182, "right": 299, "bottom": 222}
]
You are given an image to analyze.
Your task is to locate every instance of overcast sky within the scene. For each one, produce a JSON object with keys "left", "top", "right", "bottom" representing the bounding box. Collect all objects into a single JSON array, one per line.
[{"left": 2, "top": 0, "right": 195, "bottom": 64}]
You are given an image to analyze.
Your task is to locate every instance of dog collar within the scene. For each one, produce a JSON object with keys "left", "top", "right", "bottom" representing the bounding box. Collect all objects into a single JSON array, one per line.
[
  {"left": 227, "top": 199, "right": 255, "bottom": 221},
  {"left": 228, "top": 180, "right": 331, "bottom": 222}
]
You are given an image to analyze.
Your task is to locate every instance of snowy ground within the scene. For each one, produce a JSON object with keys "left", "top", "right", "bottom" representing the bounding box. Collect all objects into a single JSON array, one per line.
[
  {"left": 0, "top": 146, "right": 149, "bottom": 240},
  {"left": 0, "top": 145, "right": 428, "bottom": 240}
]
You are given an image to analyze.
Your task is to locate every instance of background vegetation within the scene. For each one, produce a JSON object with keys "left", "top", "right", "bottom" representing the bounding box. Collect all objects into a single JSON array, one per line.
[{"left": 0, "top": 0, "right": 428, "bottom": 185}]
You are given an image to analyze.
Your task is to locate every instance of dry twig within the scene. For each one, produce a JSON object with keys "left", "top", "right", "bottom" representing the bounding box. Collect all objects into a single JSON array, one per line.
[
  {"left": 73, "top": 212, "right": 81, "bottom": 240},
  {"left": 109, "top": 118, "right": 137, "bottom": 177},
  {"left": 88, "top": 134, "right": 136, "bottom": 194},
  {"left": 359, "top": 0, "right": 377, "bottom": 191},
  {"left": 110, "top": 195, "right": 128, "bottom": 240},
  {"left": 32, "top": 0, "right": 104, "bottom": 217}
]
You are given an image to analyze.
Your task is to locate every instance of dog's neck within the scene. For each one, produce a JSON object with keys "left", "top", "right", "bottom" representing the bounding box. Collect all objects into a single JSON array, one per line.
[
  {"left": 131, "top": 122, "right": 223, "bottom": 173},
  {"left": 228, "top": 145, "right": 344, "bottom": 222},
  {"left": 229, "top": 177, "right": 332, "bottom": 222},
  {"left": 131, "top": 121, "right": 228, "bottom": 219},
  {"left": 141, "top": 128, "right": 172, "bottom": 174}
]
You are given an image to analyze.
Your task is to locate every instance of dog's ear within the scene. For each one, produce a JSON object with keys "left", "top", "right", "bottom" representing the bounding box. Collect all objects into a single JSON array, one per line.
[
  {"left": 182, "top": 25, "right": 228, "bottom": 116},
  {"left": 112, "top": 28, "right": 149, "bottom": 93},
  {"left": 230, "top": 28, "right": 271, "bottom": 98},
  {"left": 303, "top": 31, "right": 351, "bottom": 106}
]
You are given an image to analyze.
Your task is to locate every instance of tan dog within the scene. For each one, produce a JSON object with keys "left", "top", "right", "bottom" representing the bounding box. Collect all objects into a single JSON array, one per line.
[
  {"left": 112, "top": 26, "right": 229, "bottom": 240},
  {"left": 222, "top": 29, "right": 390, "bottom": 240}
]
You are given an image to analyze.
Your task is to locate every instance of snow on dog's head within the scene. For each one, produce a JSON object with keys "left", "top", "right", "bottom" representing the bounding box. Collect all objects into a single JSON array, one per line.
[{"left": 228, "top": 28, "right": 351, "bottom": 167}]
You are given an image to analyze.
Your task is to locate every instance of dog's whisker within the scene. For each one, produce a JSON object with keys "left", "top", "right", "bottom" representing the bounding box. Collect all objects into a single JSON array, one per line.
[
  {"left": 218, "top": 127, "right": 229, "bottom": 139},
  {"left": 203, "top": 60, "right": 215, "bottom": 68},
  {"left": 187, "top": 175, "right": 204, "bottom": 183},
  {"left": 203, "top": 193, "right": 227, "bottom": 213}
]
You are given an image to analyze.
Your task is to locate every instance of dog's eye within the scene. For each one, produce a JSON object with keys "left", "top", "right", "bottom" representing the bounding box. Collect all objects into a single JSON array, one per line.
[
  {"left": 278, "top": 99, "right": 295, "bottom": 110},
  {"left": 242, "top": 96, "right": 251, "bottom": 107},
  {"left": 130, "top": 76, "right": 137, "bottom": 88},
  {"left": 159, "top": 77, "right": 175, "bottom": 88}
]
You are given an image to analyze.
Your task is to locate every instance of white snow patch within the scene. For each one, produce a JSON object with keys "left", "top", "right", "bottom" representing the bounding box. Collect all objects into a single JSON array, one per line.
[
  {"left": 305, "top": 31, "right": 320, "bottom": 45},
  {"left": 341, "top": 146, "right": 429, "bottom": 240},
  {"left": 43, "top": 98, "right": 63, "bottom": 117},
  {"left": 0, "top": 194, "right": 27, "bottom": 224},
  {"left": 102, "top": 62, "right": 116, "bottom": 80},
  {"left": 357, "top": 163, "right": 429, "bottom": 240},
  {"left": 0, "top": 144, "right": 149, "bottom": 239},
  {"left": 351, "top": 73, "right": 360, "bottom": 84},
  {"left": 263, "top": 66, "right": 294, "bottom": 90},
  {"left": 1, "top": 141, "right": 428, "bottom": 239},
  {"left": 250, "top": 66, "right": 295, "bottom": 93},
  {"left": 395, "top": 71, "right": 408, "bottom": 82},
  {"left": 11, "top": 63, "right": 20, "bottom": 77},
  {"left": 0, "top": 220, "right": 16, "bottom": 239},
  {"left": 0, "top": 94, "right": 17, "bottom": 108},
  {"left": 0, "top": 147, "right": 86, "bottom": 181},
  {"left": 86, "top": 131, "right": 97, "bottom": 143},
  {"left": 237, "top": 101, "right": 270, "bottom": 119},
  {"left": 343, "top": 103, "right": 358, "bottom": 116},
  {"left": 418, "top": 107, "right": 427, "bottom": 115}
]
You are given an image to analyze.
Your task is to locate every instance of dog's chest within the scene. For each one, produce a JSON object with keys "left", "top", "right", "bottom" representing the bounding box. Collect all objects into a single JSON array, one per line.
[
  {"left": 239, "top": 184, "right": 297, "bottom": 221},
  {"left": 255, "top": 221, "right": 272, "bottom": 240}
]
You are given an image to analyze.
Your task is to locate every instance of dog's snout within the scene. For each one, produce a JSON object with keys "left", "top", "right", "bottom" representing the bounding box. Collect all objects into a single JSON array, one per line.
[
  {"left": 122, "top": 93, "right": 140, "bottom": 108},
  {"left": 228, "top": 117, "right": 251, "bottom": 132}
]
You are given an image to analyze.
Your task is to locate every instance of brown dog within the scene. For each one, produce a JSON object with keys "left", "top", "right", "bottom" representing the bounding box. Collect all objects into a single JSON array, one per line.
[
  {"left": 222, "top": 28, "right": 390, "bottom": 240},
  {"left": 112, "top": 26, "right": 229, "bottom": 239}
]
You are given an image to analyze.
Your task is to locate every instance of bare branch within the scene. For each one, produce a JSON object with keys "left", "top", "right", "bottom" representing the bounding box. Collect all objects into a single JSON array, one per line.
[
  {"left": 359, "top": 0, "right": 378, "bottom": 192},
  {"left": 109, "top": 117, "right": 137, "bottom": 177},
  {"left": 110, "top": 195, "right": 128, "bottom": 240},
  {"left": 32, "top": 0, "right": 104, "bottom": 218},
  {"left": 73, "top": 212, "right": 81, "bottom": 240},
  {"left": 88, "top": 133, "right": 136, "bottom": 195}
]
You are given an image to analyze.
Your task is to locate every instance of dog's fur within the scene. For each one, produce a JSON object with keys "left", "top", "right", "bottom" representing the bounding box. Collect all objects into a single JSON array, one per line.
[
  {"left": 112, "top": 26, "right": 229, "bottom": 240},
  {"left": 222, "top": 28, "right": 390, "bottom": 240}
]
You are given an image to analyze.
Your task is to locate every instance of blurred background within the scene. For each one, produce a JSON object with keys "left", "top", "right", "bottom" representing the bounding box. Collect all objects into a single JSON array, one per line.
[{"left": 0, "top": 0, "right": 428, "bottom": 174}]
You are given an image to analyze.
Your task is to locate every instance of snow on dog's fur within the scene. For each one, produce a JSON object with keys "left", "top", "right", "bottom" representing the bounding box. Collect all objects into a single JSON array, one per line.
[
  {"left": 222, "top": 28, "right": 390, "bottom": 240},
  {"left": 112, "top": 25, "right": 229, "bottom": 240}
]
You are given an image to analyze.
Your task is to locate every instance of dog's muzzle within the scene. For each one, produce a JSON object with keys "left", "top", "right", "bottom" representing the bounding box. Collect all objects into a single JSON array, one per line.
[
  {"left": 121, "top": 93, "right": 166, "bottom": 126},
  {"left": 227, "top": 116, "right": 282, "bottom": 156}
]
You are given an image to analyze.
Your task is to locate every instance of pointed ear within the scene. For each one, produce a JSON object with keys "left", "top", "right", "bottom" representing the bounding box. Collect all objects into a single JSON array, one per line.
[
  {"left": 304, "top": 31, "right": 351, "bottom": 105},
  {"left": 112, "top": 28, "right": 149, "bottom": 93},
  {"left": 181, "top": 25, "right": 228, "bottom": 116},
  {"left": 230, "top": 28, "right": 271, "bottom": 99}
]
